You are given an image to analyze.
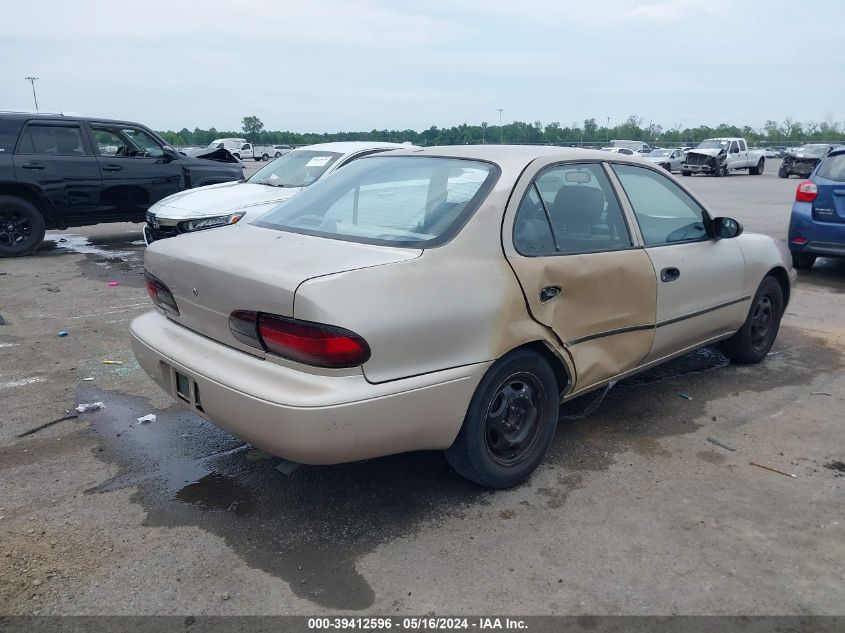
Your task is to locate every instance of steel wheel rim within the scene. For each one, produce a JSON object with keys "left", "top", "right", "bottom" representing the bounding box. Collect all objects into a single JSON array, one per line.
[
  {"left": 484, "top": 371, "right": 546, "bottom": 466},
  {"left": 750, "top": 293, "right": 775, "bottom": 350},
  {"left": 0, "top": 210, "right": 32, "bottom": 248}
]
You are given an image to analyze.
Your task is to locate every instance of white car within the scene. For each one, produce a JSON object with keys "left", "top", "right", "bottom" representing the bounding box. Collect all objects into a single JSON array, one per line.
[
  {"left": 143, "top": 142, "right": 412, "bottom": 243},
  {"left": 643, "top": 148, "right": 686, "bottom": 172},
  {"left": 600, "top": 147, "right": 638, "bottom": 156}
]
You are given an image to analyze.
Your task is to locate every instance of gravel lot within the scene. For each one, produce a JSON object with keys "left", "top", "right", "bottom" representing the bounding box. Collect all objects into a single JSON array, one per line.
[{"left": 1, "top": 157, "right": 843, "bottom": 616}]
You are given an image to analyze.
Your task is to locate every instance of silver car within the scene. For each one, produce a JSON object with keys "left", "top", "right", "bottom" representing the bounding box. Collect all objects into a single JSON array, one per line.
[{"left": 644, "top": 148, "right": 685, "bottom": 172}]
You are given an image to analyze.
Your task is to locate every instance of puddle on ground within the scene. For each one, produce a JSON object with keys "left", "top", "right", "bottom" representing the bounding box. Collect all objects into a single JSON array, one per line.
[
  {"left": 35, "top": 231, "right": 147, "bottom": 287},
  {"left": 76, "top": 327, "right": 841, "bottom": 610}
]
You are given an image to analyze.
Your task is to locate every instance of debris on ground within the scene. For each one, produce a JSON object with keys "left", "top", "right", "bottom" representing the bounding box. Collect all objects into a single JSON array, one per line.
[
  {"left": 136, "top": 414, "right": 156, "bottom": 424},
  {"left": 824, "top": 460, "right": 845, "bottom": 473},
  {"left": 810, "top": 391, "right": 831, "bottom": 396},
  {"left": 275, "top": 459, "right": 301, "bottom": 475},
  {"left": 226, "top": 501, "right": 242, "bottom": 513},
  {"left": 45, "top": 286, "right": 60, "bottom": 293},
  {"left": 83, "top": 377, "right": 95, "bottom": 381},
  {"left": 16, "top": 415, "right": 79, "bottom": 438},
  {"left": 0, "top": 314, "right": 5, "bottom": 325},
  {"left": 102, "top": 360, "right": 123, "bottom": 365},
  {"left": 750, "top": 461, "right": 797, "bottom": 478},
  {"left": 679, "top": 392, "right": 693, "bottom": 400},
  {"left": 0, "top": 270, "right": 6, "bottom": 275},
  {"left": 75, "top": 402, "right": 105, "bottom": 413},
  {"left": 108, "top": 281, "right": 120, "bottom": 287},
  {"left": 707, "top": 436, "right": 736, "bottom": 451},
  {"left": 57, "top": 331, "right": 69, "bottom": 337}
]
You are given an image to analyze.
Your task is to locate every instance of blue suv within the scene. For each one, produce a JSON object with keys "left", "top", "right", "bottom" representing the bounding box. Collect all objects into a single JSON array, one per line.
[{"left": 788, "top": 146, "right": 845, "bottom": 269}]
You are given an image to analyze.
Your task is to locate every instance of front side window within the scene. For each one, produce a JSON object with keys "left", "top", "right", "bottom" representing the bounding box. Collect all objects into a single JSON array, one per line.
[
  {"left": 249, "top": 149, "right": 343, "bottom": 187},
  {"left": 514, "top": 163, "right": 631, "bottom": 256},
  {"left": 254, "top": 156, "right": 497, "bottom": 247},
  {"left": 611, "top": 163, "right": 708, "bottom": 246},
  {"left": 91, "top": 125, "right": 164, "bottom": 158},
  {"left": 16, "top": 124, "right": 88, "bottom": 156}
]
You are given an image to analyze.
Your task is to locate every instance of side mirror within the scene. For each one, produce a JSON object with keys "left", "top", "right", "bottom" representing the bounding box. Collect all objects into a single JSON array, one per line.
[
  {"left": 714, "top": 216, "right": 743, "bottom": 239},
  {"left": 161, "top": 146, "right": 179, "bottom": 162}
]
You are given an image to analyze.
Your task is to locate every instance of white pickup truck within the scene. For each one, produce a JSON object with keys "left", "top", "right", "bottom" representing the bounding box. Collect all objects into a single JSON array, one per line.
[
  {"left": 206, "top": 138, "right": 277, "bottom": 161},
  {"left": 681, "top": 138, "right": 766, "bottom": 177}
]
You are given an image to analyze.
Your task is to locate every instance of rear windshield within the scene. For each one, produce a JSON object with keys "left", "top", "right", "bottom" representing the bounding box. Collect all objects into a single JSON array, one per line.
[
  {"left": 817, "top": 154, "right": 845, "bottom": 182},
  {"left": 253, "top": 156, "right": 498, "bottom": 247}
]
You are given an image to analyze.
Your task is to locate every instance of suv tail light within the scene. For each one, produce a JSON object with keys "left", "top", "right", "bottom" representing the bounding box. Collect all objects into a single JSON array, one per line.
[
  {"left": 795, "top": 180, "right": 818, "bottom": 202},
  {"left": 229, "top": 311, "right": 370, "bottom": 368},
  {"left": 144, "top": 271, "right": 179, "bottom": 315}
]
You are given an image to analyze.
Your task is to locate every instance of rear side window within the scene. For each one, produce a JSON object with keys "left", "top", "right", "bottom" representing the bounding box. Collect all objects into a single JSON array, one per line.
[
  {"left": 612, "top": 164, "right": 708, "bottom": 246},
  {"left": 817, "top": 154, "right": 845, "bottom": 182},
  {"left": 16, "top": 124, "right": 89, "bottom": 156},
  {"left": 513, "top": 163, "right": 631, "bottom": 256}
]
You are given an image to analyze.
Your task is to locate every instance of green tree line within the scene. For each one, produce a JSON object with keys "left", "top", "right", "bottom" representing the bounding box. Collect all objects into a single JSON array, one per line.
[{"left": 157, "top": 114, "right": 845, "bottom": 148}]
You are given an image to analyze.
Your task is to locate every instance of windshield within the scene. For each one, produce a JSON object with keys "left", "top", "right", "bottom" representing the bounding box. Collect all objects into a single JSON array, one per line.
[
  {"left": 646, "top": 150, "right": 672, "bottom": 157},
  {"left": 696, "top": 140, "right": 729, "bottom": 150},
  {"left": 795, "top": 145, "right": 828, "bottom": 157},
  {"left": 249, "top": 150, "right": 343, "bottom": 187},
  {"left": 253, "top": 156, "right": 498, "bottom": 247}
]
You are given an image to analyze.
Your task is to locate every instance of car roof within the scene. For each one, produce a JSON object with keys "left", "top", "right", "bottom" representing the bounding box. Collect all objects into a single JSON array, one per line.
[
  {"left": 0, "top": 111, "right": 152, "bottom": 128},
  {"left": 827, "top": 146, "right": 845, "bottom": 157},
  {"left": 292, "top": 141, "right": 413, "bottom": 154}
]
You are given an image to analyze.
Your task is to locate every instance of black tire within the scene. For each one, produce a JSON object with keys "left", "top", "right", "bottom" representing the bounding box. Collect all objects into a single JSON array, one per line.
[
  {"left": 274, "top": 152, "right": 281, "bottom": 158},
  {"left": 681, "top": 170, "right": 691, "bottom": 177},
  {"left": 791, "top": 252, "right": 816, "bottom": 270},
  {"left": 261, "top": 153, "right": 270, "bottom": 161},
  {"left": 232, "top": 153, "right": 240, "bottom": 160},
  {"left": 0, "top": 195, "right": 46, "bottom": 257},
  {"left": 778, "top": 166, "right": 788, "bottom": 178},
  {"left": 662, "top": 163, "right": 671, "bottom": 171},
  {"left": 719, "top": 276, "right": 784, "bottom": 364},
  {"left": 445, "top": 349, "right": 560, "bottom": 488},
  {"left": 749, "top": 158, "right": 765, "bottom": 175}
]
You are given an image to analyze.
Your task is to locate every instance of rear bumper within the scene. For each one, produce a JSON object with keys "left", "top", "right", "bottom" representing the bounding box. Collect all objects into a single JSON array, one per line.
[
  {"left": 789, "top": 202, "right": 845, "bottom": 257},
  {"left": 130, "top": 311, "right": 489, "bottom": 464}
]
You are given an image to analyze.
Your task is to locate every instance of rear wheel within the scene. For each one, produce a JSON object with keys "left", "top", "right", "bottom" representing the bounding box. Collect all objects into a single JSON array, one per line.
[
  {"left": 749, "top": 158, "right": 765, "bottom": 175},
  {"left": 445, "top": 349, "right": 559, "bottom": 488},
  {"left": 719, "top": 276, "right": 784, "bottom": 364},
  {"left": 681, "top": 170, "right": 691, "bottom": 177},
  {"left": 0, "top": 196, "right": 46, "bottom": 257},
  {"left": 261, "top": 153, "right": 270, "bottom": 161},
  {"left": 791, "top": 252, "right": 817, "bottom": 270}
]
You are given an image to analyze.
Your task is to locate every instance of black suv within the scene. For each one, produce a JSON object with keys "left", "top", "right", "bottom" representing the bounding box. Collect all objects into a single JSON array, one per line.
[{"left": 0, "top": 112, "right": 244, "bottom": 256}]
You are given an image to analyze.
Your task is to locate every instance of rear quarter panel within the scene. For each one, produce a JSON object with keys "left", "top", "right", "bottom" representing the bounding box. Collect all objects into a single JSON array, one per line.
[
  {"left": 293, "top": 189, "right": 563, "bottom": 385},
  {"left": 735, "top": 233, "right": 794, "bottom": 305}
]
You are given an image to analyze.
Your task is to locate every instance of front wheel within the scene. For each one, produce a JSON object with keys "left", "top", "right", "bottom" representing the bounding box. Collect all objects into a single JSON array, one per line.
[
  {"left": 681, "top": 170, "right": 691, "bottom": 177},
  {"left": 445, "top": 349, "right": 560, "bottom": 488},
  {"left": 778, "top": 166, "right": 788, "bottom": 178},
  {"left": 0, "top": 196, "right": 46, "bottom": 257},
  {"left": 719, "top": 276, "right": 784, "bottom": 364},
  {"left": 791, "top": 252, "right": 817, "bottom": 270}
]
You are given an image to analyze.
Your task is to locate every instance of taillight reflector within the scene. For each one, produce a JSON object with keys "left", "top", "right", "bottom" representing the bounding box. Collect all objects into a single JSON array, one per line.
[
  {"left": 795, "top": 180, "right": 818, "bottom": 202},
  {"left": 143, "top": 271, "right": 179, "bottom": 315},
  {"left": 229, "top": 311, "right": 370, "bottom": 368}
]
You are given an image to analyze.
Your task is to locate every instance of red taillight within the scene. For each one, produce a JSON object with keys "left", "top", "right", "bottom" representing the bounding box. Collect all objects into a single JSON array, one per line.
[
  {"left": 143, "top": 271, "right": 179, "bottom": 315},
  {"left": 791, "top": 237, "right": 808, "bottom": 245},
  {"left": 795, "top": 180, "right": 817, "bottom": 202},
  {"left": 229, "top": 311, "right": 370, "bottom": 368}
]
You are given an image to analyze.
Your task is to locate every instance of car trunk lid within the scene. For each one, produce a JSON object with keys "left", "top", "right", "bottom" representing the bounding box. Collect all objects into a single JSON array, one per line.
[
  {"left": 144, "top": 223, "right": 421, "bottom": 355},
  {"left": 813, "top": 182, "right": 845, "bottom": 224}
]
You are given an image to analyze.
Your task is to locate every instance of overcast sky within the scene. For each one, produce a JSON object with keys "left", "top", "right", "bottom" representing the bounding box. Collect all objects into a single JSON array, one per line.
[{"left": 2, "top": 0, "right": 842, "bottom": 133}]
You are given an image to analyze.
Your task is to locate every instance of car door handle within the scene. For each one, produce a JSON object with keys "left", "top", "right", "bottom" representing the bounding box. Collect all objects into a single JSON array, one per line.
[
  {"left": 539, "top": 286, "right": 561, "bottom": 302},
  {"left": 102, "top": 164, "right": 123, "bottom": 172},
  {"left": 660, "top": 267, "right": 680, "bottom": 283},
  {"left": 22, "top": 162, "right": 45, "bottom": 170}
]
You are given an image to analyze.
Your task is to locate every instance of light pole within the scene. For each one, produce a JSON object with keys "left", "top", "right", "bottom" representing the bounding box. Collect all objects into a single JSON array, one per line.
[
  {"left": 25, "top": 76, "right": 39, "bottom": 111},
  {"left": 498, "top": 108, "right": 504, "bottom": 144},
  {"left": 606, "top": 116, "right": 610, "bottom": 144}
]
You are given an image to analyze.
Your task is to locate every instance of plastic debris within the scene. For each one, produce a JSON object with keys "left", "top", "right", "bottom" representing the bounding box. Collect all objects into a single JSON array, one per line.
[
  {"left": 16, "top": 415, "right": 78, "bottom": 438},
  {"left": 810, "top": 391, "right": 831, "bottom": 396},
  {"left": 707, "top": 436, "right": 736, "bottom": 451},
  {"left": 74, "top": 402, "right": 105, "bottom": 413},
  {"left": 57, "top": 331, "right": 69, "bottom": 337},
  {"left": 83, "top": 377, "right": 95, "bottom": 381},
  {"left": 679, "top": 392, "right": 693, "bottom": 400},
  {"left": 108, "top": 281, "right": 120, "bottom": 287},
  {"left": 750, "top": 461, "right": 797, "bottom": 478},
  {"left": 0, "top": 314, "right": 5, "bottom": 326},
  {"left": 275, "top": 459, "right": 301, "bottom": 476},
  {"left": 102, "top": 360, "right": 123, "bottom": 365},
  {"left": 136, "top": 414, "right": 156, "bottom": 424}
]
